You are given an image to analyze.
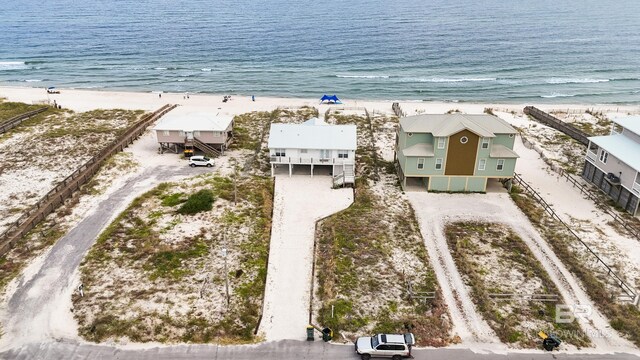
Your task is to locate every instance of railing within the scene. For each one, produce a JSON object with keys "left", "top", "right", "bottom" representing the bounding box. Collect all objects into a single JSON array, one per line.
[
  {"left": 0, "top": 107, "right": 49, "bottom": 134},
  {"left": 586, "top": 150, "right": 597, "bottom": 163},
  {"left": 633, "top": 182, "right": 640, "bottom": 196},
  {"left": 520, "top": 134, "right": 640, "bottom": 240},
  {"left": 0, "top": 104, "right": 177, "bottom": 257},
  {"left": 270, "top": 156, "right": 354, "bottom": 165},
  {"left": 512, "top": 173, "right": 638, "bottom": 304},
  {"left": 392, "top": 102, "right": 406, "bottom": 118},
  {"left": 523, "top": 106, "right": 590, "bottom": 146},
  {"left": 488, "top": 293, "right": 560, "bottom": 302}
]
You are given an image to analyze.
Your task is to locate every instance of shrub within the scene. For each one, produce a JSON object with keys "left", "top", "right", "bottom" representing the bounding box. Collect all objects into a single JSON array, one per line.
[{"left": 177, "top": 190, "right": 215, "bottom": 215}]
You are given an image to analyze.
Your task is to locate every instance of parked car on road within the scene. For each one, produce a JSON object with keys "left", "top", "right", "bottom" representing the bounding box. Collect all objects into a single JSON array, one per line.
[
  {"left": 355, "top": 333, "right": 415, "bottom": 360},
  {"left": 189, "top": 155, "right": 214, "bottom": 167}
]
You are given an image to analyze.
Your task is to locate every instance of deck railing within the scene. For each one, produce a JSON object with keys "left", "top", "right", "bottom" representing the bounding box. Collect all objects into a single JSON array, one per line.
[
  {"left": 586, "top": 150, "right": 597, "bottom": 163},
  {"left": 270, "top": 156, "right": 354, "bottom": 165}
]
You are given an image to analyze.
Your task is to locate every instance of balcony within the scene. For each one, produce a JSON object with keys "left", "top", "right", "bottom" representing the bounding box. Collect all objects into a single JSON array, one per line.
[
  {"left": 604, "top": 172, "right": 621, "bottom": 186},
  {"left": 586, "top": 150, "right": 597, "bottom": 163},
  {"left": 270, "top": 156, "right": 354, "bottom": 165},
  {"left": 633, "top": 181, "right": 640, "bottom": 196}
]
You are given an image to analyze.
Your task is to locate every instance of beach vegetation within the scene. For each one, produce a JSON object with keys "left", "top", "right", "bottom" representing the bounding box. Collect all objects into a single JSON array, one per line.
[
  {"left": 445, "top": 221, "right": 589, "bottom": 348},
  {"left": 511, "top": 187, "right": 640, "bottom": 347},
  {"left": 74, "top": 173, "right": 273, "bottom": 344}
]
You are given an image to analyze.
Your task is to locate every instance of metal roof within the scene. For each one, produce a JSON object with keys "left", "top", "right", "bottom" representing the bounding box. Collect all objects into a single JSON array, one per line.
[
  {"left": 613, "top": 116, "right": 640, "bottom": 137},
  {"left": 402, "top": 143, "right": 434, "bottom": 157},
  {"left": 489, "top": 144, "right": 519, "bottom": 158},
  {"left": 400, "top": 114, "right": 517, "bottom": 137},
  {"left": 268, "top": 118, "right": 357, "bottom": 150},
  {"left": 153, "top": 108, "right": 233, "bottom": 132},
  {"left": 589, "top": 134, "right": 640, "bottom": 171}
]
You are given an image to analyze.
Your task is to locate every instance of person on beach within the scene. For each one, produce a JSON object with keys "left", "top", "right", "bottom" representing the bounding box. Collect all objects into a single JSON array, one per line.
[
  {"left": 159, "top": 93, "right": 162, "bottom": 98},
  {"left": 252, "top": 95, "right": 255, "bottom": 102}
]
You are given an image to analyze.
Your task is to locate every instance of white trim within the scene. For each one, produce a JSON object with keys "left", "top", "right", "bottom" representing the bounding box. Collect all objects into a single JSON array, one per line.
[
  {"left": 460, "top": 136, "right": 469, "bottom": 144},
  {"left": 599, "top": 150, "right": 609, "bottom": 164},
  {"left": 417, "top": 158, "right": 425, "bottom": 170},
  {"left": 162, "top": 130, "right": 170, "bottom": 136},
  {"left": 481, "top": 138, "right": 489, "bottom": 149},
  {"left": 437, "top": 137, "right": 445, "bottom": 149},
  {"left": 478, "top": 159, "right": 486, "bottom": 171},
  {"left": 435, "top": 158, "right": 443, "bottom": 170},
  {"left": 300, "top": 149, "right": 308, "bottom": 153},
  {"left": 496, "top": 159, "right": 505, "bottom": 171}
]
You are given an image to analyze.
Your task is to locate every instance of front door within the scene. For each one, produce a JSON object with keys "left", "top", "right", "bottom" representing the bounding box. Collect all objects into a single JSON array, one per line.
[{"left": 186, "top": 131, "right": 194, "bottom": 140}]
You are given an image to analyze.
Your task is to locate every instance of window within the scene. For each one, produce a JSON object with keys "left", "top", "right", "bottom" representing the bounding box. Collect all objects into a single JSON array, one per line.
[
  {"left": 178, "top": 131, "right": 185, "bottom": 137},
  {"left": 417, "top": 158, "right": 425, "bottom": 170},
  {"left": 509, "top": 134, "right": 515, "bottom": 138},
  {"left": 194, "top": 131, "right": 201, "bottom": 137},
  {"left": 435, "top": 158, "right": 443, "bottom": 170},
  {"left": 599, "top": 150, "right": 608, "bottom": 164},
  {"left": 162, "top": 130, "right": 170, "bottom": 136},
  {"left": 481, "top": 138, "right": 489, "bottom": 149},
  {"left": 437, "top": 137, "right": 445, "bottom": 149},
  {"left": 497, "top": 159, "right": 505, "bottom": 171},
  {"left": 274, "top": 149, "right": 286, "bottom": 157},
  {"left": 338, "top": 150, "right": 349, "bottom": 159},
  {"left": 300, "top": 149, "right": 307, "bottom": 154},
  {"left": 407, "top": 132, "right": 413, "bottom": 137},
  {"left": 478, "top": 159, "right": 486, "bottom": 170},
  {"left": 460, "top": 136, "right": 469, "bottom": 144}
]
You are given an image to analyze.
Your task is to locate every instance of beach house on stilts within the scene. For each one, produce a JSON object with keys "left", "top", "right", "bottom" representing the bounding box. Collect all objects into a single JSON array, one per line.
[
  {"left": 153, "top": 107, "right": 233, "bottom": 157},
  {"left": 267, "top": 117, "right": 357, "bottom": 187}
]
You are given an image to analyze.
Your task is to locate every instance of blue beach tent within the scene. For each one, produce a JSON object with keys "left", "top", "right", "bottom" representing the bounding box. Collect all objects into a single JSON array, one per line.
[{"left": 320, "top": 95, "right": 342, "bottom": 104}]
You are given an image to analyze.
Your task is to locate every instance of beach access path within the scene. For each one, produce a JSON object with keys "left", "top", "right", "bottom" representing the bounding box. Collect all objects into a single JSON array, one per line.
[
  {"left": 408, "top": 189, "right": 636, "bottom": 352},
  {"left": 258, "top": 175, "right": 353, "bottom": 341}
]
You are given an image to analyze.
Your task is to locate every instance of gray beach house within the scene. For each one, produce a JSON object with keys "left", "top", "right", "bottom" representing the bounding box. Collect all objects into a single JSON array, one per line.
[
  {"left": 582, "top": 116, "right": 640, "bottom": 216},
  {"left": 154, "top": 108, "right": 233, "bottom": 156}
]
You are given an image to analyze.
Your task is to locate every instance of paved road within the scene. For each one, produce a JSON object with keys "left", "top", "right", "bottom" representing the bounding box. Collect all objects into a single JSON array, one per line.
[{"left": 2, "top": 339, "right": 640, "bottom": 360}]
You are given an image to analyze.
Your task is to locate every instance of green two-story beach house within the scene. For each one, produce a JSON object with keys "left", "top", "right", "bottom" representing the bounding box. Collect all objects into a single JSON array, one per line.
[{"left": 395, "top": 113, "right": 519, "bottom": 192}]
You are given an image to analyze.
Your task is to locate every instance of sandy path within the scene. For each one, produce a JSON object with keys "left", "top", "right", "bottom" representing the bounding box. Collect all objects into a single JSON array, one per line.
[
  {"left": 512, "top": 137, "right": 640, "bottom": 284},
  {"left": 408, "top": 192, "right": 636, "bottom": 352},
  {"left": 258, "top": 176, "right": 353, "bottom": 341}
]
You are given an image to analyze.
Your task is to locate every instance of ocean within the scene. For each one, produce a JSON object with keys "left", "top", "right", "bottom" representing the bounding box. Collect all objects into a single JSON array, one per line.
[{"left": 1, "top": 0, "right": 639, "bottom": 104}]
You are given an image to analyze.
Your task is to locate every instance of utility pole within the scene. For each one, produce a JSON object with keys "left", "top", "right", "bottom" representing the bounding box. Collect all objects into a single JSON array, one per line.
[{"left": 222, "top": 233, "right": 230, "bottom": 308}]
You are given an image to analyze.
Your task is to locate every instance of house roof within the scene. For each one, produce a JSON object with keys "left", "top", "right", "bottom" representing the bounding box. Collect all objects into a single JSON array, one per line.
[
  {"left": 153, "top": 108, "right": 233, "bottom": 132},
  {"left": 613, "top": 116, "right": 640, "bottom": 136},
  {"left": 402, "top": 143, "right": 434, "bottom": 157},
  {"left": 400, "top": 114, "right": 517, "bottom": 137},
  {"left": 268, "top": 118, "right": 357, "bottom": 150},
  {"left": 589, "top": 134, "right": 640, "bottom": 171},
  {"left": 490, "top": 144, "right": 519, "bottom": 158}
]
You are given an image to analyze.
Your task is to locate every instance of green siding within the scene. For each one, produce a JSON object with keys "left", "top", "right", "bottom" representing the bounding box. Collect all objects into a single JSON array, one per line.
[
  {"left": 430, "top": 177, "right": 449, "bottom": 191},
  {"left": 467, "top": 177, "right": 487, "bottom": 192},
  {"left": 484, "top": 158, "right": 517, "bottom": 176},
  {"left": 449, "top": 177, "right": 466, "bottom": 192},
  {"left": 403, "top": 157, "right": 445, "bottom": 176},
  {"left": 492, "top": 134, "right": 516, "bottom": 148}
]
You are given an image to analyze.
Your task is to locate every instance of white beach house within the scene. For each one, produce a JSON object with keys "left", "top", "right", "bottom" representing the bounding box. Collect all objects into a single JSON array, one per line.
[
  {"left": 267, "top": 118, "right": 357, "bottom": 186},
  {"left": 153, "top": 108, "right": 233, "bottom": 156}
]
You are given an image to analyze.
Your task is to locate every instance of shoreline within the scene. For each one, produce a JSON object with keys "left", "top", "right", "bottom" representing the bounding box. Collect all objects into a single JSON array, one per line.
[{"left": 1, "top": 86, "right": 638, "bottom": 115}]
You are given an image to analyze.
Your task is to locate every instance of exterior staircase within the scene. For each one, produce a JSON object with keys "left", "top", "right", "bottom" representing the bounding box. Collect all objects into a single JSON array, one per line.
[
  {"left": 333, "top": 164, "right": 355, "bottom": 187},
  {"left": 190, "top": 137, "right": 222, "bottom": 157}
]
